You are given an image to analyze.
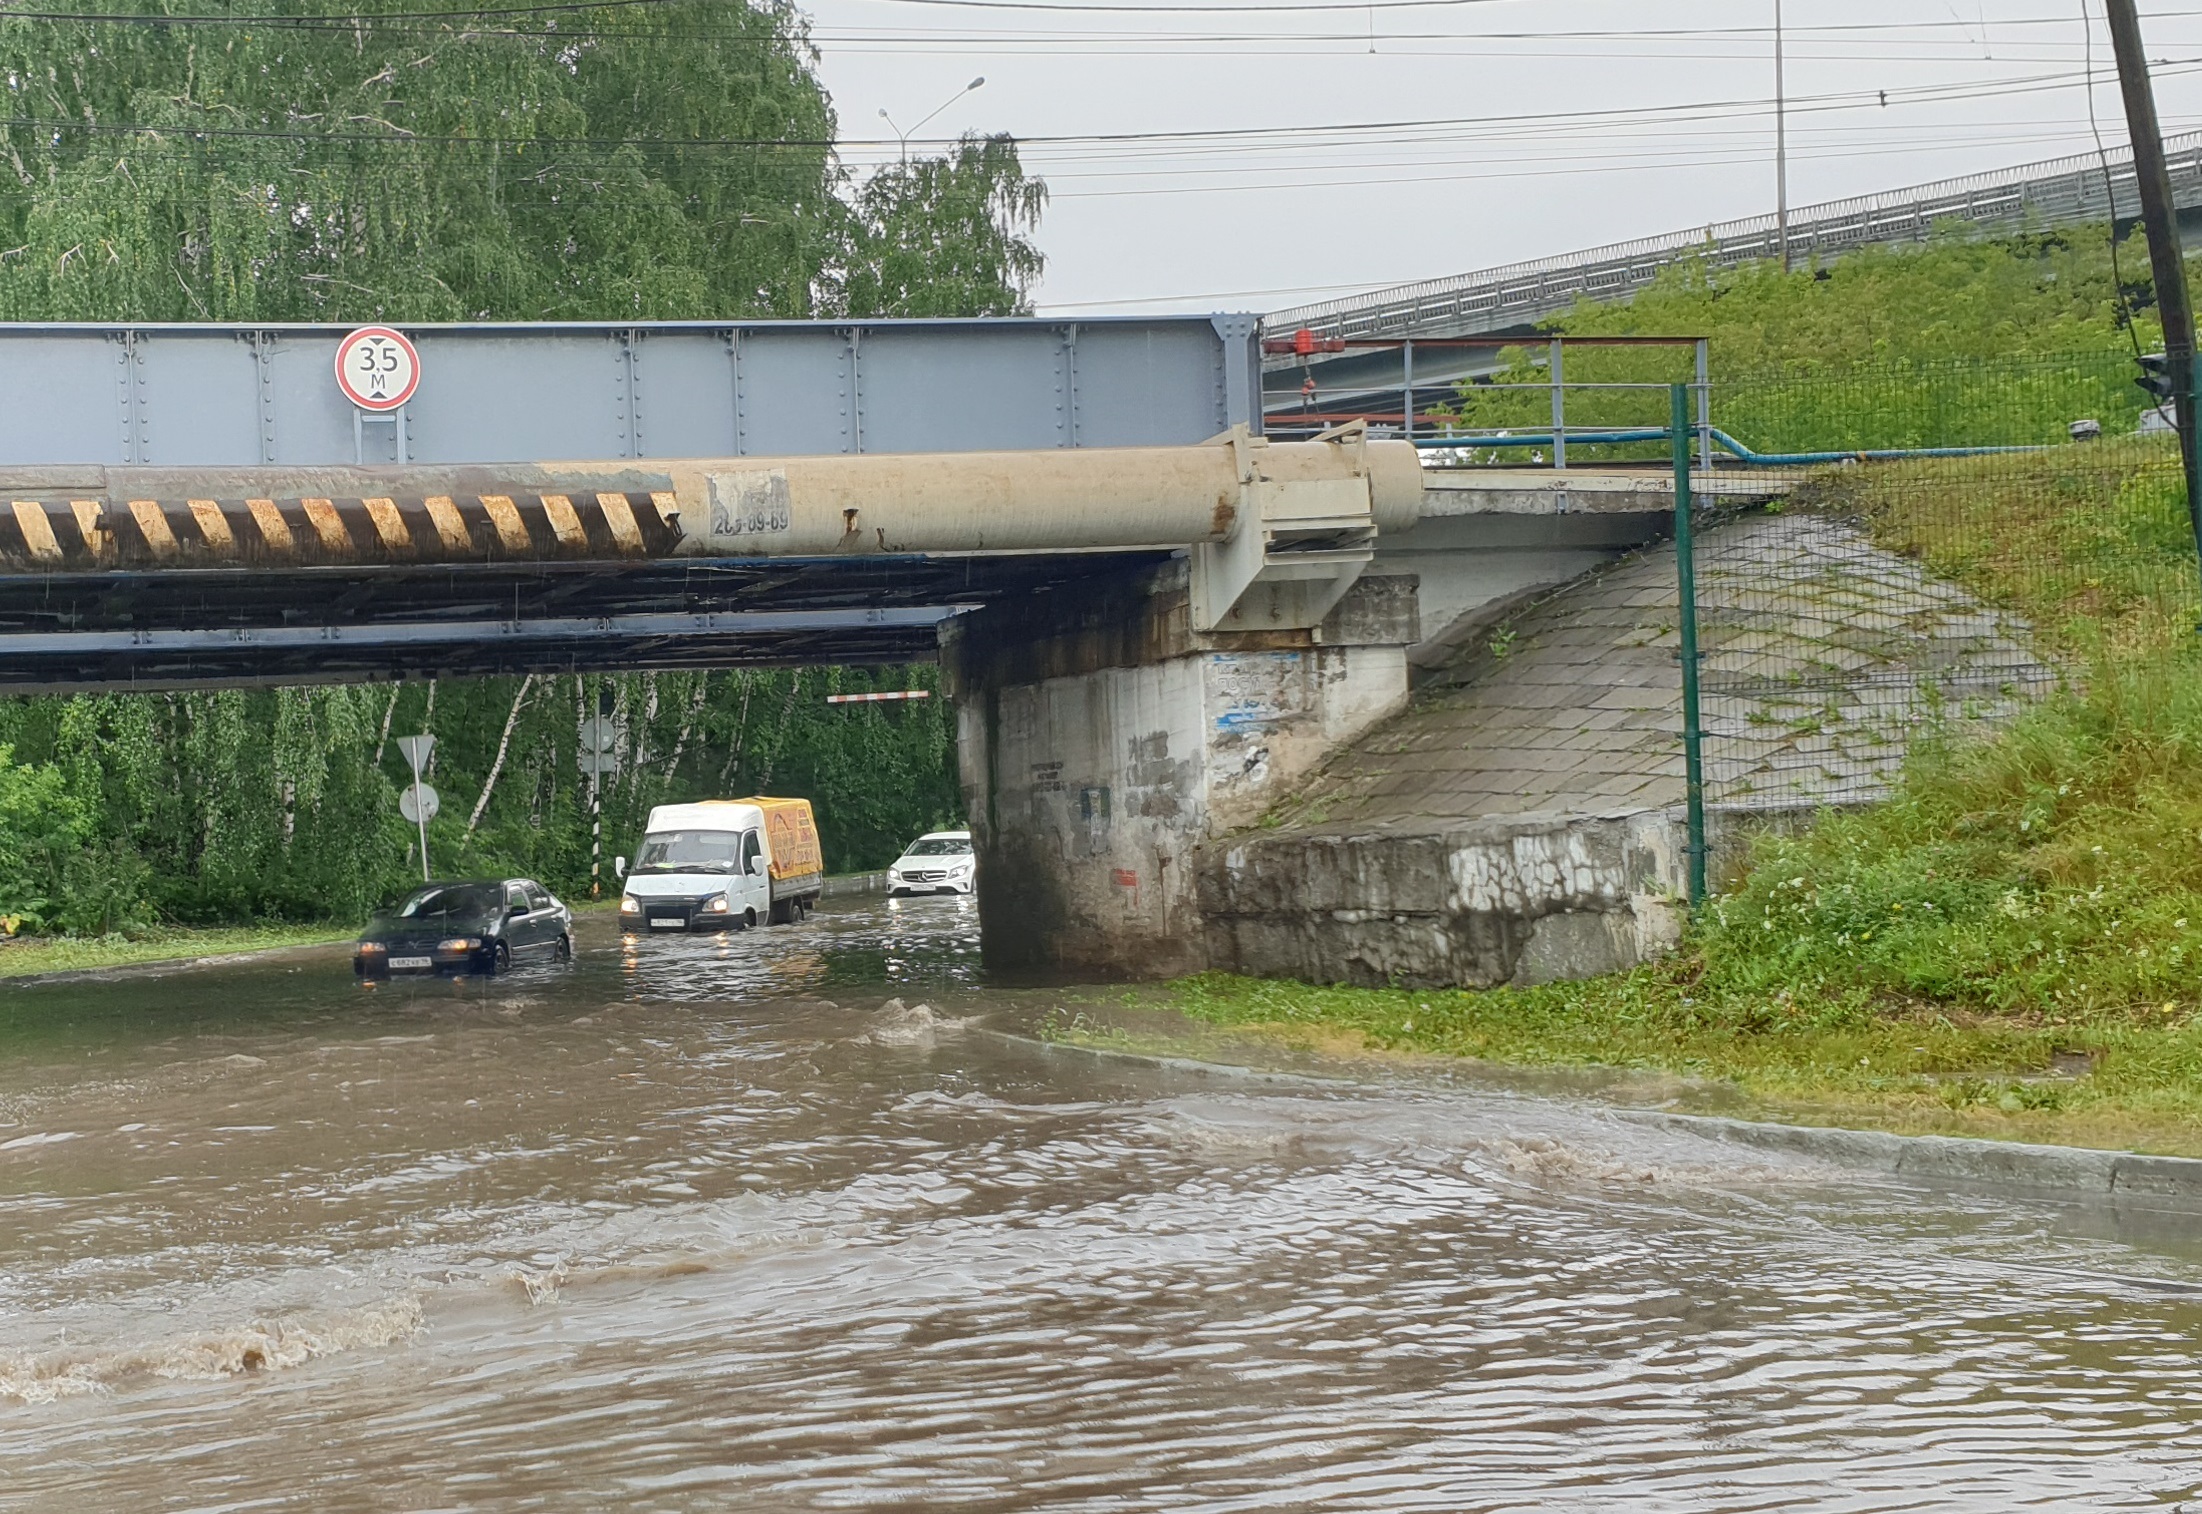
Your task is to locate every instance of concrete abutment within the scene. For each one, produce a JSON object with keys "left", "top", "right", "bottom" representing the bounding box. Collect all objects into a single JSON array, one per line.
[{"left": 943, "top": 562, "right": 1419, "bottom": 975}]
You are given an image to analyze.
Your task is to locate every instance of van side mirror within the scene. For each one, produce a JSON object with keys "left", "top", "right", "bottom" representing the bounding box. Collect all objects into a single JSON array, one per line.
[{"left": 615, "top": 856, "right": 627, "bottom": 878}]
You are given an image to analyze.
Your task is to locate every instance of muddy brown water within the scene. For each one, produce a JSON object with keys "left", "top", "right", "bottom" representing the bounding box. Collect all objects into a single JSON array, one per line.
[{"left": 2, "top": 897, "right": 2201, "bottom": 1511}]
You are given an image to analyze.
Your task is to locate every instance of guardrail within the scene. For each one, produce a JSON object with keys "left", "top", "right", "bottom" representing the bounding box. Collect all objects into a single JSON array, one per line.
[
  {"left": 1272, "top": 131, "right": 2202, "bottom": 344},
  {"left": 1263, "top": 333, "right": 1712, "bottom": 468}
]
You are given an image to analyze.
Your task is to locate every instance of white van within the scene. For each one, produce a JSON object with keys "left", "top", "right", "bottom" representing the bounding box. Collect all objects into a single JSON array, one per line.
[{"left": 617, "top": 797, "right": 824, "bottom": 932}]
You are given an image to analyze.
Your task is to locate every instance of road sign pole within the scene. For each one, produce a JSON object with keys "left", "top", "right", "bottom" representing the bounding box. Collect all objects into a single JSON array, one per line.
[
  {"left": 395, "top": 733, "right": 437, "bottom": 883},
  {"left": 590, "top": 765, "right": 602, "bottom": 901},
  {"left": 405, "top": 746, "right": 432, "bottom": 883}
]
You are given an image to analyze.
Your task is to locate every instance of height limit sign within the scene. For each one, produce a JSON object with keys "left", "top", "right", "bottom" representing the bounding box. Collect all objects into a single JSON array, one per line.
[{"left": 334, "top": 325, "right": 421, "bottom": 412}]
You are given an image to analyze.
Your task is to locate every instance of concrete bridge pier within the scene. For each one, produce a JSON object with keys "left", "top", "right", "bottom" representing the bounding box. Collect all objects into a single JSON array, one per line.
[{"left": 942, "top": 562, "right": 1420, "bottom": 976}]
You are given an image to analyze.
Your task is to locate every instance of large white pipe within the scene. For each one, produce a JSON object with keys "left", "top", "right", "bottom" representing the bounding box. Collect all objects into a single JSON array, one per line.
[
  {"left": 0, "top": 433, "right": 1420, "bottom": 570},
  {"left": 660, "top": 433, "right": 1422, "bottom": 556}
]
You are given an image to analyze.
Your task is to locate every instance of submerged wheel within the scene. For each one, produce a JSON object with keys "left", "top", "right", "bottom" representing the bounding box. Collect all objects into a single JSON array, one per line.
[
  {"left": 767, "top": 898, "right": 792, "bottom": 926},
  {"left": 554, "top": 932, "right": 572, "bottom": 962},
  {"left": 489, "top": 939, "right": 511, "bottom": 975}
]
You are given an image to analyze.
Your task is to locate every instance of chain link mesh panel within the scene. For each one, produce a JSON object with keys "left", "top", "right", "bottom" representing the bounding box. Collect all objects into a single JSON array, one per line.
[{"left": 1686, "top": 355, "right": 2201, "bottom": 870}]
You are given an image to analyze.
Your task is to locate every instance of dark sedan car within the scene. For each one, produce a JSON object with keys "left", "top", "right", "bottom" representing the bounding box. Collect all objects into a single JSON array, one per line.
[{"left": 354, "top": 878, "right": 573, "bottom": 978}]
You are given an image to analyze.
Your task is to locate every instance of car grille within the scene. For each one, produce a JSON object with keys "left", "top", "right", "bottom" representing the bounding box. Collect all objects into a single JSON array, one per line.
[{"left": 907, "top": 869, "right": 947, "bottom": 883}]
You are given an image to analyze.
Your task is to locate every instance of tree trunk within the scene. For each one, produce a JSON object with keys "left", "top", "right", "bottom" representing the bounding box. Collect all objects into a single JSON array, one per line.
[
  {"left": 371, "top": 681, "right": 401, "bottom": 767},
  {"left": 663, "top": 673, "right": 712, "bottom": 784},
  {"left": 421, "top": 679, "right": 438, "bottom": 774},
  {"left": 464, "top": 674, "right": 534, "bottom": 842},
  {"left": 719, "top": 671, "right": 755, "bottom": 789},
  {"left": 756, "top": 671, "right": 802, "bottom": 790}
]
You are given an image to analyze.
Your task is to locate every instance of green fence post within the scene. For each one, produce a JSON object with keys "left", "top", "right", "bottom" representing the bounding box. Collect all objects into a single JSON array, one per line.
[{"left": 1671, "top": 383, "right": 1708, "bottom": 910}]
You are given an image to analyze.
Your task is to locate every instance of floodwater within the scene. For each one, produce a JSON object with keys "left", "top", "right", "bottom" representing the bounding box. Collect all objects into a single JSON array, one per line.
[{"left": 2, "top": 899, "right": 2201, "bottom": 1512}]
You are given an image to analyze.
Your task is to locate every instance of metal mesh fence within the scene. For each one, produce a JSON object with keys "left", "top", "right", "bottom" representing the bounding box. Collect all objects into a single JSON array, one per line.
[{"left": 1683, "top": 355, "right": 2201, "bottom": 874}]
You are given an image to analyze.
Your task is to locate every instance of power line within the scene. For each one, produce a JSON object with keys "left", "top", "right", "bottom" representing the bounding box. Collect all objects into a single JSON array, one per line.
[{"left": 1, "top": 58, "right": 2181, "bottom": 155}]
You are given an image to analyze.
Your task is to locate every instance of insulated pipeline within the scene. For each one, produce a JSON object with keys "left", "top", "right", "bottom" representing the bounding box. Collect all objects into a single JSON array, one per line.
[{"left": 0, "top": 436, "right": 1424, "bottom": 573}]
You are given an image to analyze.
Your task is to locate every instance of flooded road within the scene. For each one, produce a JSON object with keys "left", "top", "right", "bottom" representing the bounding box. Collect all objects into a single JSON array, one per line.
[{"left": 3, "top": 897, "right": 2201, "bottom": 1511}]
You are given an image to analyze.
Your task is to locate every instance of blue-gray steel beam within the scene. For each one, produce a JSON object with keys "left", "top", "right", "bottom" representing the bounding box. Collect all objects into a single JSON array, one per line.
[
  {"left": 0, "top": 316, "right": 1261, "bottom": 469},
  {"left": 0, "top": 605, "right": 954, "bottom": 655}
]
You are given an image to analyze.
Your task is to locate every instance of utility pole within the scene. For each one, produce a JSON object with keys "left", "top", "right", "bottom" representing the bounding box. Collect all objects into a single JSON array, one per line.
[
  {"left": 1775, "top": 0, "right": 1791, "bottom": 274},
  {"left": 2105, "top": 0, "right": 2202, "bottom": 574}
]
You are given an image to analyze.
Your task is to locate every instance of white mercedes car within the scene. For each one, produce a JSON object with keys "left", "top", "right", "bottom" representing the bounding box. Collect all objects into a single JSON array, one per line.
[{"left": 887, "top": 830, "right": 976, "bottom": 896}]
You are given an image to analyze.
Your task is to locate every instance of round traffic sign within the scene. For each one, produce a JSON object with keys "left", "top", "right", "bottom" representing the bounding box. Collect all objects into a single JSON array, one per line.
[
  {"left": 578, "top": 715, "right": 618, "bottom": 755},
  {"left": 399, "top": 781, "right": 440, "bottom": 823},
  {"left": 334, "top": 325, "right": 421, "bottom": 412}
]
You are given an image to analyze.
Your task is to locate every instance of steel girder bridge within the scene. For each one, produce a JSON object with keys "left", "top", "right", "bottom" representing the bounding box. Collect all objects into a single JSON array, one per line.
[{"left": 0, "top": 316, "right": 1276, "bottom": 689}]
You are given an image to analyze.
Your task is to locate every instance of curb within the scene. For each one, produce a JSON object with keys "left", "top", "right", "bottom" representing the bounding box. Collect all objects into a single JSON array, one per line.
[
  {"left": 1000, "top": 1028, "right": 2202, "bottom": 1211},
  {"left": 1620, "top": 1110, "right": 2202, "bottom": 1208}
]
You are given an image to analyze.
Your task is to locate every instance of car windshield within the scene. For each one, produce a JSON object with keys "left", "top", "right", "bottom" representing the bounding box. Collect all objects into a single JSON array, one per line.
[
  {"left": 632, "top": 829, "right": 743, "bottom": 875},
  {"left": 388, "top": 883, "right": 502, "bottom": 921},
  {"left": 902, "top": 837, "right": 972, "bottom": 857}
]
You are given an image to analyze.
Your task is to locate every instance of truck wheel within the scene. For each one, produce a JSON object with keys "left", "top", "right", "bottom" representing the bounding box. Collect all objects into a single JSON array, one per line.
[{"left": 767, "top": 898, "right": 791, "bottom": 926}]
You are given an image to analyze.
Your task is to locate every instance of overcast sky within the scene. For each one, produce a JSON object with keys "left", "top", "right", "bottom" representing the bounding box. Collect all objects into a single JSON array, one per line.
[{"left": 802, "top": 0, "right": 2202, "bottom": 317}]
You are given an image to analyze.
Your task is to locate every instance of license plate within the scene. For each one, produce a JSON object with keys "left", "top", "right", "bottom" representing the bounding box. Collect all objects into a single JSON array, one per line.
[
  {"left": 389, "top": 956, "right": 433, "bottom": 969},
  {"left": 648, "top": 918, "right": 683, "bottom": 930}
]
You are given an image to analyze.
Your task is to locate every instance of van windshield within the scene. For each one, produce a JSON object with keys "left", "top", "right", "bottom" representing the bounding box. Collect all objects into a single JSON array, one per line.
[{"left": 632, "top": 829, "right": 744, "bottom": 875}]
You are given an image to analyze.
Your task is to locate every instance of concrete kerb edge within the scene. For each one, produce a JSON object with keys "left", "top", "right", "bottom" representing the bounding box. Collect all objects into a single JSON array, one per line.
[
  {"left": 1622, "top": 1109, "right": 2202, "bottom": 1207},
  {"left": 987, "top": 1025, "right": 2202, "bottom": 1212}
]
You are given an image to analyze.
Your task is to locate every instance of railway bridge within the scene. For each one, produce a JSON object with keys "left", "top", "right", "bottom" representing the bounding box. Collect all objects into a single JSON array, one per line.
[{"left": 0, "top": 316, "right": 1691, "bottom": 974}]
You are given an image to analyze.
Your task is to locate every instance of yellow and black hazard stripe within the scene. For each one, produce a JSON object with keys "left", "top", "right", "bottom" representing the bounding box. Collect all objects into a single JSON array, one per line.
[{"left": 0, "top": 490, "right": 684, "bottom": 571}]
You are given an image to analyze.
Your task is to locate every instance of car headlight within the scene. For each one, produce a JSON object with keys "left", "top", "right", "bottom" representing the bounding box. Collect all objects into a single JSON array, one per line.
[
  {"left": 704, "top": 894, "right": 730, "bottom": 912},
  {"left": 436, "top": 937, "right": 481, "bottom": 952},
  {"left": 357, "top": 941, "right": 386, "bottom": 953},
  {"left": 620, "top": 895, "right": 641, "bottom": 914}
]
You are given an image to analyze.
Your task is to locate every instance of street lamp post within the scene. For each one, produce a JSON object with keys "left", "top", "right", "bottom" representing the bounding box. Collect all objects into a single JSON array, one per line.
[
  {"left": 1775, "top": 0, "right": 1790, "bottom": 274},
  {"left": 879, "top": 76, "right": 986, "bottom": 164}
]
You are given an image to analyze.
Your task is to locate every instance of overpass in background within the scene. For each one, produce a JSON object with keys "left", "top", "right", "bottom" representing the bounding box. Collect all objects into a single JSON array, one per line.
[{"left": 1263, "top": 129, "right": 2202, "bottom": 434}]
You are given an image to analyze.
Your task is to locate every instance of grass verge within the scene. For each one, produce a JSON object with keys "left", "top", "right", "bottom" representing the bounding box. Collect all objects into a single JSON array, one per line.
[
  {"left": 1130, "top": 972, "right": 2202, "bottom": 1158},
  {"left": 0, "top": 924, "right": 350, "bottom": 981}
]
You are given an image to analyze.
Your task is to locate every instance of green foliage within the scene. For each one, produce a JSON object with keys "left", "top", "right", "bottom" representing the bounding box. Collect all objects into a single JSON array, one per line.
[
  {"left": 844, "top": 135, "right": 1047, "bottom": 318},
  {"left": 1571, "top": 227, "right": 2162, "bottom": 367},
  {"left": 0, "top": 667, "right": 960, "bottom": 928},
  {"left": 1439, "top": 229, "right": 2176, "bottom": 460},
  {"left": 0, "top": 744, "right": 92, "bottom": 929},
  {"left": 0, "top": 3, "right": 1019, "bottom": 933},
  {"left": 0, "top": 1, "right": 1045, "bottom": 322},
  {"left": 1700, "top": 649, "right": 2202, "bottom": 1018}
]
